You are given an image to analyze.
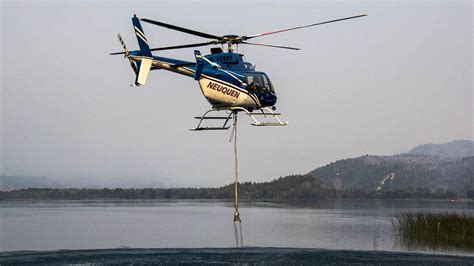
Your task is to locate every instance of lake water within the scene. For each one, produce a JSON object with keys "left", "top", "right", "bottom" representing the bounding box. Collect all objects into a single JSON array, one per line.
[{"left": 0, "top": 199, "right": 473, "bottom": 255}]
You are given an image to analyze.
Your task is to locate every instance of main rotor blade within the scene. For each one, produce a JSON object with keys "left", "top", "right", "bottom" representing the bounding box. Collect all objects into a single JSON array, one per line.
[
  {"left": 110, "top": 41, "right": 218, "bottom": 55},
  {"left": 242, "top": 42, "right": 300, "bottom": 50},
  {"left": 245, "top": 14, "right": 367, "bottom": 40},
  {"left": 110, "top": 51, "right": 126, "bottom": 55},
  {"left": 150, "top": 41, "right": 218, "bottom": 51},
  {"left": 141, "top": 18, "right": 221, "bottom": 40}
]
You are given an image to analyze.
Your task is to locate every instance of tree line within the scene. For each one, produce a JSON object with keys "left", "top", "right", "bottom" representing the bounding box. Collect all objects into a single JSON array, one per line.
[{"left": 0, "top": 174, "right": 470, "bottom": 201}]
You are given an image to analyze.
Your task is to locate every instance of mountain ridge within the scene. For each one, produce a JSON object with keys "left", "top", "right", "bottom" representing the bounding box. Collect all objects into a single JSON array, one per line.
[
  {"left": 307, "top": 154, "right": 473, "bottom": 194},
  {"left": 307, "top": 140, "right": 473, "bottom": 194},
  {"left": 407, "top": 140, "right": 474, "bottom": 158},
  {"left": 2, "top": 140, "right": 473, "bottom": 198}
]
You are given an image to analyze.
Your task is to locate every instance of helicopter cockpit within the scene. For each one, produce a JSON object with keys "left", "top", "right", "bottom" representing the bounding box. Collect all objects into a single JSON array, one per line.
[{"left": 244, "top": 72, "right": 274, "bottom": 94}]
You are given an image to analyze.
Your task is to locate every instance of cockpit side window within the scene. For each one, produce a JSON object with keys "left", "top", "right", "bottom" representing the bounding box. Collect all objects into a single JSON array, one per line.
[
  {"left": 263, "top": 74, "right": 274, "bottom": 93},
  {"left": 246, "top": 75, "right": 254, "bottom": 86},
  {"left": 245, "top": 73, "right": 274, "bottom": 94},
  {"left": 261, "top": 75, "right": 270, "bottom": 92}
]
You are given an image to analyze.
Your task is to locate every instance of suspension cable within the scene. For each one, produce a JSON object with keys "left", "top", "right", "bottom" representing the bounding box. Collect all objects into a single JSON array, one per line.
[
  {"left": 233, "top": 113, "right": 239, "bottom": 212},
  {"left": 232, "top": 112, "right": 243, "bottom": 248}
]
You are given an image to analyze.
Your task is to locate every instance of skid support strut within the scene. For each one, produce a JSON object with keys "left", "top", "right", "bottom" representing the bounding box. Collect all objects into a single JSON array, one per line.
[
  {"left": 231, "top": 112, "right": 244, "bottom": 248},
  {"left": 231, "top": 107, "right": 288, "bottom": 126},
  {"left": 190, "top": 109, "right": 232, "bottom": 131}
]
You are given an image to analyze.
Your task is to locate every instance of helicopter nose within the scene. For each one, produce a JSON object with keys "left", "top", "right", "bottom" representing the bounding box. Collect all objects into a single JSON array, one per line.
[
  {"left": 258, "top": 92, "right": 277, "bottom": 107},
  {"left": 269, "top": 93, "right": 277, "bottom": 106}
]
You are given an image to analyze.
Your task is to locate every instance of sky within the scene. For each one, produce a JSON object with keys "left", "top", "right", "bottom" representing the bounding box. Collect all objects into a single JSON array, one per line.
[{"left": 0, "top": 0, "right": 472, "bottom": 187}]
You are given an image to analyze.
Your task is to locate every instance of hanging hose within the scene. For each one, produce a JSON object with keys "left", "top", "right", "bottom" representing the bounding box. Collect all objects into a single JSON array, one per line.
[{"left": 232, "top": 112, "right": 244, "bottom": 248}]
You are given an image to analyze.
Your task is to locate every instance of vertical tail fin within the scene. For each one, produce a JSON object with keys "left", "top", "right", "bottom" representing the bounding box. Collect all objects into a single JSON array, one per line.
[
  {"left": 132, "top": 14, "right": 152, "bottom": 57},
  {"left": 131, "top": 14, "right": 152, "bottom": 86}
]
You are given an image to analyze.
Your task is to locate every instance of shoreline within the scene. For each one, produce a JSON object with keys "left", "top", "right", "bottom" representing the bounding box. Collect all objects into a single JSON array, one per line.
[{"left": 1, "top": 197, "right": 473, "bottom": 203}]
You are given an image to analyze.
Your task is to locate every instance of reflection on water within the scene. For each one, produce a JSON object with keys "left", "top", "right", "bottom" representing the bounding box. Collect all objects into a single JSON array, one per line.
[{"left": 0, "top": 199, "right": 472, "bottom": 255}]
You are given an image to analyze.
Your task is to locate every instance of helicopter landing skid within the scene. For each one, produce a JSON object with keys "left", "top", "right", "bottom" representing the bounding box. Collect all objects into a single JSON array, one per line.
[
  {"left": 190, "top": 109, "right": 233, "bottom": 131},
  {"left": 231, "top": 107, "right": 289, "bottom": 127},
  {"left": 190, "top": 107, "right": 288, "bottom": 131}
]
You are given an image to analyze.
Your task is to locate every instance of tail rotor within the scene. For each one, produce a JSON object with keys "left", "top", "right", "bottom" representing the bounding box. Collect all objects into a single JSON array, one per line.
[
  {"left": 112, "top": 34, "right": 138, "bottom": 75},
  {"left": 117, "top": 33, "right": 128, "bottom": 58},
  {"left": 111, "top": 22, "right": 153, "bottom": 87}
]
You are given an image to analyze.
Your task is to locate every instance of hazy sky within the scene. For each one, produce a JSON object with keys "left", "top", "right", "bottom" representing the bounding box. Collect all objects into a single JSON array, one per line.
[{"left": 1, "top": 1, "right": 472, "bottom": 187}]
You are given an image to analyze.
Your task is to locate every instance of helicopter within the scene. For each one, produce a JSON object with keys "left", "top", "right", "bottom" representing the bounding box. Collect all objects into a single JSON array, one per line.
[{"left": 111, "top": 14, "right": 366, "bottom": 130}]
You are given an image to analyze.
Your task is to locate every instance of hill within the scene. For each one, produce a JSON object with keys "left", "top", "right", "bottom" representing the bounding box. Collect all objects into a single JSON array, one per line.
[
  {"left": 407, "top": 140, "right": 474, "bottom": 158},
  {"left": 308, "top": 155, "right": 473, "bottom": 194}
]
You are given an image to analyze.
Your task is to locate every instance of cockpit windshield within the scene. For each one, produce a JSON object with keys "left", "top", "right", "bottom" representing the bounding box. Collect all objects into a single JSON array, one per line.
[{"left": 244, "top": 73, "right": 274, "bottom": 94}]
